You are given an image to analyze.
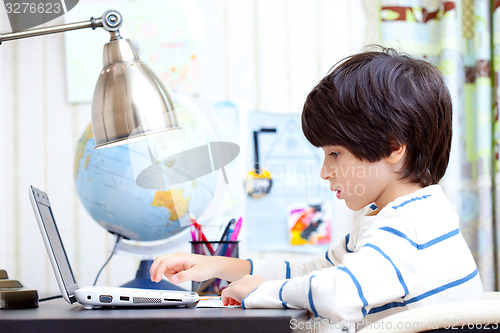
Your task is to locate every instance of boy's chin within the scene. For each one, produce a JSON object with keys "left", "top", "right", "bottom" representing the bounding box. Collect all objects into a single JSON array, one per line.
[{"left": 343, "top": 200, "right": 366, "bottom": 212}]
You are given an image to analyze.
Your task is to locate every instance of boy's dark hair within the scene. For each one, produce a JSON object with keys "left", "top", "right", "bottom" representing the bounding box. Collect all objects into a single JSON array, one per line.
[{"left": 302, "top": 47, "right": 452, "bottom": 187}]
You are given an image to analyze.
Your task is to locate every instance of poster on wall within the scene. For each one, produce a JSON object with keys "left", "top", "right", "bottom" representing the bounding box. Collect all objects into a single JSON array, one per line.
[
  {"left": 245, "top": 111, "right": 333, "bottom": 253},
  {"left": 287, "top": 202, "right": 332, "bottom": 246}
]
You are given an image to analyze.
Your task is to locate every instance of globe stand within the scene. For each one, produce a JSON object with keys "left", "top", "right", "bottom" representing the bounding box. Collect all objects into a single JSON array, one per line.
[{"left": 120, "top": 260, "right": 185, "bottom": 291}]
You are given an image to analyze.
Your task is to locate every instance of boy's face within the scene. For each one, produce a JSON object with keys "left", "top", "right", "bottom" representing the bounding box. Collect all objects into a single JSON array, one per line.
[{"left": 320, "top": 145, "right": 398, "bottom": 211}]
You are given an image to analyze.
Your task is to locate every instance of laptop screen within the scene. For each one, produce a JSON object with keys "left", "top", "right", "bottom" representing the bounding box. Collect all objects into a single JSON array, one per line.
[{"left": 30, "top": 186, "right": 78, "bottom": 303}]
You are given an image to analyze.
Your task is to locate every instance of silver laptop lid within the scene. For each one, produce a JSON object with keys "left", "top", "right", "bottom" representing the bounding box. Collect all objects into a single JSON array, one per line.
[{"left": 29, "top": 186, "right": 78, "bottom": 304}]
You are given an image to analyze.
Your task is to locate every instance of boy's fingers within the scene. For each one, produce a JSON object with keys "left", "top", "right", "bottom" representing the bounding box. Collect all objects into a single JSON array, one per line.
[
  {"left": 150, "top": 261, "right": 165, "bottom": 282},
  {"left": 171, "top": 271, "right": 184, "bottom": 284},
  {"left": 149, "top": 257, "right": 160, "bottom": 273},
  {"left": 150, "top": 256, "right": 170, "bottom": 282},
  {"left": 150, "top": 257, "right": 179, "bottom": 282},
  {"left": 221, "top": 293, "right": 240, "bottom": 306},
  {"left": 150, "top": 253, "right": 209, "bottom": 283},
  {"left": 172, "top": 264, "right": 205, "bottom": 283},
  {"left": 221, "top": 285, "right": 237, "bottom": 305},
  {"left": 221, "top": 293, "right": 230, "bottom": 306},
  {"left": 150, "top": 254, "right": 192, "bottom": 282}
]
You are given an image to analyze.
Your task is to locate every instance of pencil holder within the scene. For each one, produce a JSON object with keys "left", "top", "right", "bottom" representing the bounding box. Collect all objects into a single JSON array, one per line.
[{"left": 190, "top": 241, "right": 239, "bottom": 295}]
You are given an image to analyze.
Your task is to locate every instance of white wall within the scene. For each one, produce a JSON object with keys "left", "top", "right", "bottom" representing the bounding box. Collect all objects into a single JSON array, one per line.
[{"left": 0, "top": 0, "right": 377, "bottom": 296}]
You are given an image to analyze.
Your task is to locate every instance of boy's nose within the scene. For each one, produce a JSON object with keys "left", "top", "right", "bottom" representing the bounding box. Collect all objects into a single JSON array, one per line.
[{"left": 320, "top": 164, "right": 330, "bottom": 180}]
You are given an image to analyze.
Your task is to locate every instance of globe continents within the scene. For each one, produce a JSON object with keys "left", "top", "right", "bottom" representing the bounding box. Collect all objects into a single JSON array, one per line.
[{"left": 73, "top": 94, "right": 218, "bottom": 242}]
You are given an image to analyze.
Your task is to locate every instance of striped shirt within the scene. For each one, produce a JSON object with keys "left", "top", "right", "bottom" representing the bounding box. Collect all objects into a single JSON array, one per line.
[{"left": 242, "top": 185, "right": 483, "bottom": 326}]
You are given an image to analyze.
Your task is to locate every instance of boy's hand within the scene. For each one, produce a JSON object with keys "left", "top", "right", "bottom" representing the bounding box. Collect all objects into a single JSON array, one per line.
[
  {"left": 150, "top": 252, "right": 252, "bottom": 286},
  {"left": 221, "top": 275, "right": 266, "bottom": 306},
  {"left": 150, "top": 252, "right": 216, "bottom": 284}
]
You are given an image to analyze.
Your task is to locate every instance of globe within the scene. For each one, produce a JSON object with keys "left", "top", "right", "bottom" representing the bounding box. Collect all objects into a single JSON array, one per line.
[{"left": 73, "top": 93, "right": 219, "bottom": 244}]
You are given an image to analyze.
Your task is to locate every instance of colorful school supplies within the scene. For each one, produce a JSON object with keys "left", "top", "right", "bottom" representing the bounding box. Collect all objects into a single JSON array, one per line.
[
  {"left": 190, "top": 224, "right": 197, "bottom": 242},
  {"left": 218, "top": 219, "right": 235, "bottom": 242},
  {"left": 189, "top": 212, "right": 215, "bottom": 255},
  {"left": 190, "top": 217, "right": 242, "bottom": 295},
  {"left": 230, "top": 217, "right": 243, "bottom": 241},
  {"left": 189, "top": 215, "right": 243, "bottom": 256}
]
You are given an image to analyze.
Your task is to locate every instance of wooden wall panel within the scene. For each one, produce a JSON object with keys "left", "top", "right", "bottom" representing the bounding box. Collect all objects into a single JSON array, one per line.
[
  {"left": 199, "top": 0, "right": 226, "bottom": 101},
  {"left": 16, "top": 36, "right": 47, "bottom": 292},
  {"left": 226, "top": 0, "right": 257, "bottom": 106},
  {"left": 255, "top": 0, "right": 289, "bottom": 112},
  {"left": 0, "top": 18, "right": 16, "bottom": 280},
  {"left": 288, "top": 0, "right": 319, "bottom": 113},
  {"left": 45, "top": 32, "right": 78, "bottom": 292}
]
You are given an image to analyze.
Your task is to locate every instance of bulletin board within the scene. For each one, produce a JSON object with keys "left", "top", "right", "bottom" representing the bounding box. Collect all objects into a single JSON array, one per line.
[{"left": 245, "top": 111, "right": 333, "bottom": 253}]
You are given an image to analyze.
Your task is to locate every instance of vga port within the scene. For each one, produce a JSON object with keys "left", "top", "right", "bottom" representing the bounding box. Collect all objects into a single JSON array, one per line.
[{"left": 99, "top": 295, "right": 113, "bottom": 303}]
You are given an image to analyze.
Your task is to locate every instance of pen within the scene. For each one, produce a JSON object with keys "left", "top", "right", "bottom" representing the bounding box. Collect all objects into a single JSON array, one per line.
[
  {"left": 214, "top": 219, "right": 235, "bottom": 255},
  {"left": 189, "top": 212, "right": 215, "bottom": 255},
  {"left": 219, "top": 217, "right": 240, "bottom": 256},
  {"left": 230, "top": 217, "right": 243, "bottom": 241},
  {"left": 196, "top": 224, "right": 202, "bottom": 242},
  {"left": 219, "top": 219, "right": 235, "bottom": 242},
  {"left": 198, "top": 296, "right": 222, "bottom": 301},
  {"left": 225, "top": 222, "right": 235, "bottom": 241},
  {"left": 190, "top": 224, "right": 197, "bottom": 242}
]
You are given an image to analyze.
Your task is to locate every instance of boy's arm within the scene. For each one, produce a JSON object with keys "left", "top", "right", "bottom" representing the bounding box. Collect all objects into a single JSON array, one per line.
[
  {"left": 249, "top": 236, "right": 349, "bottom": 280},
  {"left": 150, "top": 252, "right": 251, "bottom": 284},
  {"left": 149, "top": 234, "right": 350, "bottom": 288}
]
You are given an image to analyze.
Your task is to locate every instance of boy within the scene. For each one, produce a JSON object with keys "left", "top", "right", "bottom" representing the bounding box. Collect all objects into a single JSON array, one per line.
[{"left": 150, "top": 48, "right": 483, "bottom": 326}]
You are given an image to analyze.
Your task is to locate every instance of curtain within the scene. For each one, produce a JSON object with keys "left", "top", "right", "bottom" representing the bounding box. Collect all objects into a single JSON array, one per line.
[{"left": 380, "top": 0, "right": 499, "bottom": 291}]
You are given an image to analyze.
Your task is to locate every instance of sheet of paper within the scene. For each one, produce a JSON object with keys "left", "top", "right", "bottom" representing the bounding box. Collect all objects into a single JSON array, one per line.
[{"left": 196, "top": 297, "right": 241, "bottom": 308}]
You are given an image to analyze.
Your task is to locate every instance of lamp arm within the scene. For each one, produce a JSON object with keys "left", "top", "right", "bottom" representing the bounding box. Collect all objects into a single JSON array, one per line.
[{"left": 0, "top": 9, "right": 123, "bottom": 45}]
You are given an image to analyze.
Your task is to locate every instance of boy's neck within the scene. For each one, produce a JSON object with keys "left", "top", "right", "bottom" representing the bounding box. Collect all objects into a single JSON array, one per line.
[{"left": 375, "top": 182, "right": 424, "bottom": 211}]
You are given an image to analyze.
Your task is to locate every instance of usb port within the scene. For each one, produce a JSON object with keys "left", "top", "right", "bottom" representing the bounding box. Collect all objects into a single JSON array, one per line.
[
  {"left": 120, "top": 296, "right": 130, "bottom": 301},
  {"left": 164, "top": 298, "right": 182, "bottom": 302}
]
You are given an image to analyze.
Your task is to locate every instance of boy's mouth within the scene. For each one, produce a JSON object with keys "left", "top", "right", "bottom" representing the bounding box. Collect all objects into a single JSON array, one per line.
[{"left": 331, "top": 189, "right": 341, "bottom": 199}]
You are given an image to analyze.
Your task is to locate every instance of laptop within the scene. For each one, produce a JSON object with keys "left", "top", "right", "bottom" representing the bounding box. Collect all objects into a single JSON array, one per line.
[{"left": 29, "top": 185, "right": 199, "bottom": 309}]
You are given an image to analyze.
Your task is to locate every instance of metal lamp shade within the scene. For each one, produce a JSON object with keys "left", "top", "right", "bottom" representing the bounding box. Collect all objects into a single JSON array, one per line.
[{"left": 91, "top": 38, "right": 180, "bottom": 149}]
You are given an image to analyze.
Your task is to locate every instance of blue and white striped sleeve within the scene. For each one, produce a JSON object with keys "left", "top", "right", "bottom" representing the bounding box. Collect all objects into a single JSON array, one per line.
[{"left": 249, "top": 237, "right": 349, "bottom": 280}]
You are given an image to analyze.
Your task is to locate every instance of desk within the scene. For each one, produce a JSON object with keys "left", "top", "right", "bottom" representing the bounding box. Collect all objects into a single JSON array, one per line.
[{"left": 0, "top": 299, "right": 310, "bottom": 333}]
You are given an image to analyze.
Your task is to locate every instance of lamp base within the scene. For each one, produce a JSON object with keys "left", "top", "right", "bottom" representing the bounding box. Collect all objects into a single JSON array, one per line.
[
  {"left": 120, "top": 260, "right": 185, "bottom": 291},
  {"left": 0, "top": 268, "right": 38, "bottom": 309}
]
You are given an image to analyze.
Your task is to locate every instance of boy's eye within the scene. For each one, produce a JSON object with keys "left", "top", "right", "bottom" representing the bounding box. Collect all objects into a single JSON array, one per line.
[{"left": 329, "top": 152, "right": 339, "bottom": 157}]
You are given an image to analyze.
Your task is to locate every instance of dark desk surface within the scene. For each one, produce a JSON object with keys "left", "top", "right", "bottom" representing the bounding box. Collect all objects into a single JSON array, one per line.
[{"left": 0, "top": 299, "right": 310, "bottom": 333}]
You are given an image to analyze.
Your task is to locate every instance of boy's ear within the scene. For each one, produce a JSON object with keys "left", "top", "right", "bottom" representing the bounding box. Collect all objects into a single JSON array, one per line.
[{"left": 386, "top": 144, "right": 406, "bottom": 165}]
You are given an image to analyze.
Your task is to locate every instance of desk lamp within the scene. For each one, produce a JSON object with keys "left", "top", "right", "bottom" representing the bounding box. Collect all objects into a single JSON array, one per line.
[
  {"left": 0, "top": 9, "right": 180, "bottom": 148},
  {"left": 0, "top": 10, "right": 183, "bottom": 293}
]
